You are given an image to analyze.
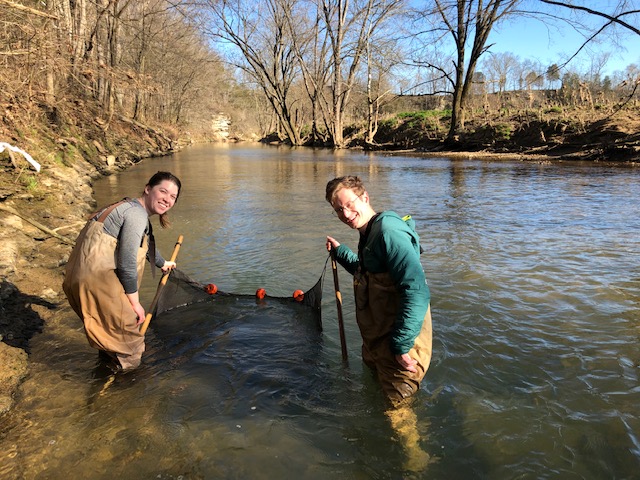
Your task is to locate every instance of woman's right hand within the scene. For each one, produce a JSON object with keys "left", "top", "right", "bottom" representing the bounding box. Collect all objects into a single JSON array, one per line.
[
  {"left": 126, "top": 292, "right": 146, "bottom": 325},
  {"left": 133, "top": 302, "right": 146, "bottom": 326},
  {"left": 326, "top": 236, "right": 340, "bottom": 252},
  {"left": 161, "top": 261, "right": 177, "bottom": 273}
]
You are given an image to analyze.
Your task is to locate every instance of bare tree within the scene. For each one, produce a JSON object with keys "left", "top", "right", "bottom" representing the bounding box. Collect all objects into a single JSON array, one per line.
[
  {"left": 1, "top": 0, "right": 235, "bottom": 131},
  {"left": 0, "top": 0, "right": 63, "bottom": 108},
  {"left": 539, "top": 0, "right": 640, "bottom": 36},
  {"left": 121, "top": 0, "right": 194, "bottom": 122},
  {"left": 410, "top": 0, "right": 522, "bottom": 140},
  {"left": 283, "top": 0, "right": 333, "bottom": 145},
  {"left": 201, "top": 0, "right": 402, "bottom": 147},
  {"left": 198, "top": 0, "right": 304, "bottom": 145},
  {"left": 529, "top": 1, "right": 640, "bottom": 77},
  {"left": 535, "top": 1, "right": 640, "bottom": 110},
  {"left": 363, "top": 24, "right": 401, "bottom": 144},
  {"left": 483, "top": 51, "right": 520, "bottom": 94},
  {"left": 49, "top": 0, "right": 87, "bottom": 77},
  {"left": 320, "top": 0, "right": 404, "bottom": 148}
]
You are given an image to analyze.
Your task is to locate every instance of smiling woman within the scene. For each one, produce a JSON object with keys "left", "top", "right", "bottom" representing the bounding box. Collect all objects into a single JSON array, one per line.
[{"left": 62, "top": 171, "right": 182, "bottom": 371}]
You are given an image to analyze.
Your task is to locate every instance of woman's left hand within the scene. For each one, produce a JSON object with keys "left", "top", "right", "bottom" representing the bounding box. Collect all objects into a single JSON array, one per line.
[{"left": 161, "top": 261, "right": 177, "bottom": 273}]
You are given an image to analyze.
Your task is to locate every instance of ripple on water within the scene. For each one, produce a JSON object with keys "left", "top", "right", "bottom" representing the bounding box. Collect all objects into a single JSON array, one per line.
[{"left": 4, "top": 147, "right": 640, "bottom": 478}]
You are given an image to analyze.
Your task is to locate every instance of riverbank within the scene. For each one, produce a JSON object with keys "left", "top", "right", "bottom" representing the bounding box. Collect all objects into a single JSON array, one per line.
[{"left": 266, "top": 105, "right": 640, "bottom": 164}]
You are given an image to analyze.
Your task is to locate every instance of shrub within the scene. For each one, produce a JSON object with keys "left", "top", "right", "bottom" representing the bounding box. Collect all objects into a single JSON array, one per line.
[{"left": 494, "top": 123, "right": 512, "bottom": 141}]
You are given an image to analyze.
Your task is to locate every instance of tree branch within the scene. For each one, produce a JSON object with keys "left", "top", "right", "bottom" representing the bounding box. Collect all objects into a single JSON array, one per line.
[
  {"left": 0, "top": 0, "right": 58, "bottom": 19},
  {"left": 0, "top": 205, "right": 75, "bottom": 245},
  {"left": 539, "top": 0, "right": 640, "bottom": 35}
]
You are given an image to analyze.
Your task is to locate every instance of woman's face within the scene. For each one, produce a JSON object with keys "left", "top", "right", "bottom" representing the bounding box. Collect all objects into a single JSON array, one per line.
[{"left": 144, "top": 179, "right": 179, "bottom": 215}]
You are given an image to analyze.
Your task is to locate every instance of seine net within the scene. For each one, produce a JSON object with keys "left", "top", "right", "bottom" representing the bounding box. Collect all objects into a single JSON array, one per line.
[{"left": 151, "top": 261, "right": 328, "bottom": 331}]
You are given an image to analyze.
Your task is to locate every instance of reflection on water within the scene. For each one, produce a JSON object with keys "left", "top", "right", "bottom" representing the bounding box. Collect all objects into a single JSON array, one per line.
[{"left": 1, "top": 144, "right": 639, "bottom": 479}]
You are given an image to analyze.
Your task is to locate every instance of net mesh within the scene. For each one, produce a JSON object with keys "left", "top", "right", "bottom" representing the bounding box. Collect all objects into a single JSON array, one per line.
[{"left": 151, "top": 262, "right": 327, "bottom": 331}]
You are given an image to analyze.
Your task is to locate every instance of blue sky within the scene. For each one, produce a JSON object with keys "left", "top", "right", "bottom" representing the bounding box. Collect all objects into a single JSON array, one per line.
[{"left": 486, "top": 2, "right": 640, "bottom": 76}]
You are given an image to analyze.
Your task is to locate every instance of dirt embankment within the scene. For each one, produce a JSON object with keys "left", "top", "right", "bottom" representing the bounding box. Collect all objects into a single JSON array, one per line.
[{"left": 363, "top": 107, "right": 640, "bottom": 164}]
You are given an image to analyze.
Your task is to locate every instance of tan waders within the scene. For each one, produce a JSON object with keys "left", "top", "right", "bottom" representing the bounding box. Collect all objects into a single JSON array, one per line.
[
  {"left": 354, "top": 270, "right": 432, "bottom": 407},
  {"left": 63, "top": 214, "right": 147, "bottom": 370}
]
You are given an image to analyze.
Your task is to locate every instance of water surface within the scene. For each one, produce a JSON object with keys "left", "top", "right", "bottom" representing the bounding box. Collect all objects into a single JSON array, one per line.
[{"left": 1, "top": 144, "right": 639, "bottom": 479}]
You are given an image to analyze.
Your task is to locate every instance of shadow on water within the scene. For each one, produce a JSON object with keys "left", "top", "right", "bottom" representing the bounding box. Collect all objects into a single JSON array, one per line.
[{"left": 0, "top": 280, "right": 54, "bottom": 351}]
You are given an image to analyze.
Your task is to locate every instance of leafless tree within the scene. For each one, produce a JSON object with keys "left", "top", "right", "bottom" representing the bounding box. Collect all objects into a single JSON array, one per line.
[
  {"left": 0, "top": 0, "right": 232, "bottom": 141},
  {"left": 482, "top": 51, "right": 520, "bottom": 94},
  {"left": 362, "top": 25, "right": 401, "bottom": 144},
  {"left": 410, "top": 0, "right": 522, "bottom": 140},
  {"left": 320, "top": 0, "right": 404, "bottom": 147},
  {"left": 198, "top": 0, "right": 305, "bottom": 145},
  {"left": 283, "top": 0, "right": 333, "bottom": 145},
  {"left": 201, "top": 0, "right": 403, "bottom": 147},
  {"left": 539, "top": 0, "right": 640, "bottom": 36},
  {"left": 4, "top": 0, "right": 638, "bottom": 147},
  {"left": 535, "top": 1, "right": 640, "bottom": 108}
]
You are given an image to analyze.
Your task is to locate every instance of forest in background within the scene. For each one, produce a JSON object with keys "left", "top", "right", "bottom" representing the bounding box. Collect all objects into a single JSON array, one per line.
[{"left": 0, "top": 0, "right": 639, "bottom": 163}]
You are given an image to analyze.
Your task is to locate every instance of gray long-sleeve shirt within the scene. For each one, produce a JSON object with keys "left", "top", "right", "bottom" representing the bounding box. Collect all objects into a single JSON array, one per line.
[{"left": 99, "top": 198, "right": 165, "bottom": 293}]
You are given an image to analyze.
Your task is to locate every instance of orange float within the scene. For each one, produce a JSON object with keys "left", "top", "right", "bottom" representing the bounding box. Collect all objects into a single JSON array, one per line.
[
  {"left": 256, "top": 288, "right": 266, "bottom": 299},
  {"left": 204, "top": 283, "right": 218, "bottom": 295},
  {"left": 293, "top": 289, "right": 304, "bottom": 302}
]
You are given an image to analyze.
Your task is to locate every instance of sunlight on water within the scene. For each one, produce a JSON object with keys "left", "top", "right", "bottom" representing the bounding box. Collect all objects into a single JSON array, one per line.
[{"left": 2, "top": 144, "right": 639, "bottom": 479}]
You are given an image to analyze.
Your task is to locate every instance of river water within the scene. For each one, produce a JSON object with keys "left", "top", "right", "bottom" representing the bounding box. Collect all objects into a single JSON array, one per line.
[{"left": 1, "top": 144, "right": 639, "bottom": 479}]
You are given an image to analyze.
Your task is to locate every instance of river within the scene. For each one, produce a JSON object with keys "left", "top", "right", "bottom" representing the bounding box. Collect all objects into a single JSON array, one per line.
[{"left": 1, "top": 144, "right": 639, "bottom": 479}]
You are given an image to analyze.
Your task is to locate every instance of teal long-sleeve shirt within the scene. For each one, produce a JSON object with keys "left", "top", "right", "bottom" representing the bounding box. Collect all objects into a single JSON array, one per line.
[{"left": 333, "top": 211, "right": 430, "bottom": 355}]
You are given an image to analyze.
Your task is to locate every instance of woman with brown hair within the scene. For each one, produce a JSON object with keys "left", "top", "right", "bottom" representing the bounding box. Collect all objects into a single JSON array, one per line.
[{"left": 63, "top": 171, "right": 182, "bottom": 370}]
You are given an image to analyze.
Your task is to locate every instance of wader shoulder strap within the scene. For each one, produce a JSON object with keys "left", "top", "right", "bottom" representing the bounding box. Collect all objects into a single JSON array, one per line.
[
  {"left": 147, "top": 221, "right": 156, "bottom": 277},
  {"left": 93, "top": 199, "right": 128, "bottom": 223},
  {"left": 93, "top": 198, "right": 156, "bottom": 276}
]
